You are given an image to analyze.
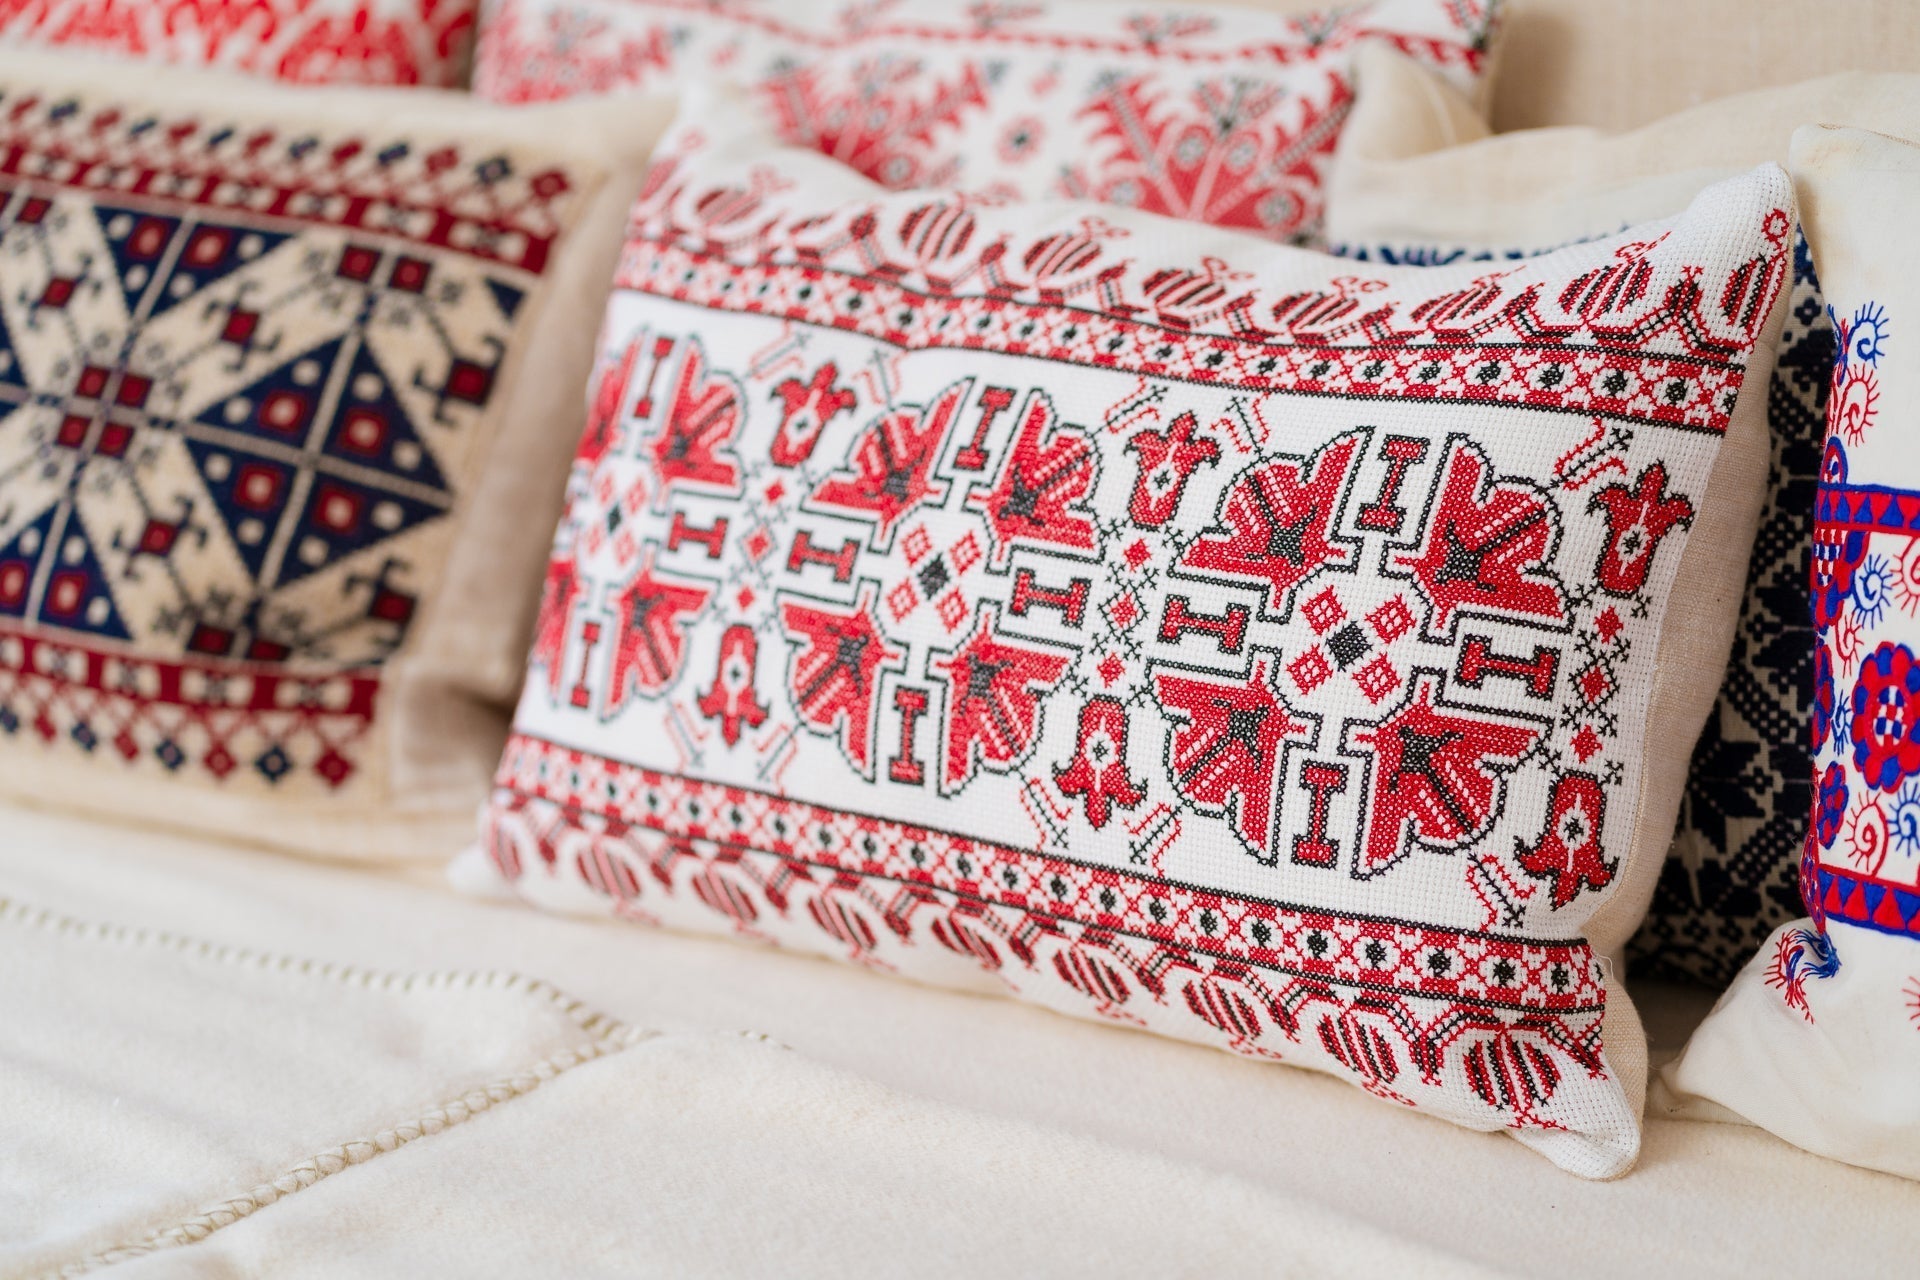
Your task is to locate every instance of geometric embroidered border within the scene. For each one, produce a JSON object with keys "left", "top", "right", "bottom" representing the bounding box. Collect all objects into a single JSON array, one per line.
[
  {"left": 1811, "top": 862, "right": 1920, "bottom": 942},
  {"left": 495, "top": 731, "right": 1607, "bottom": 1013},
  {"left": 1813, "top": 477, "right": 1920, "bottom": 535},
  {"left": 0, "top": 622, "right": 376, "bottom": 788},
  {"left": 0, "top": 90, "right": 576, "bottom": 272},
  {"left": 620, "top": 233, "right": 1762, "bottom": 436}
]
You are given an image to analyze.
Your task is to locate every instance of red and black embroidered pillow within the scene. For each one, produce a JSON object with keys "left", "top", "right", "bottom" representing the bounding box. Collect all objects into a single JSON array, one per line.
[
  {"left": 0, "top": 0, "right": 479, "bottom": 86},
  {"left": 475, "top": 101, "right": 1791, "bottom": 1176},
  {"left": 470, "top": 0, "right": 1496, "bottom": 242},
  {"left": 0, "top": 52, "right": 672, "bottom": 859}
]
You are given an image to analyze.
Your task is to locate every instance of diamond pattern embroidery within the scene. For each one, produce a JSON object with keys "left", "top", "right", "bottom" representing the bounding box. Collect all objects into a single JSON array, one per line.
[
  {"left": 0, "top": 194, "right": 512, "bottom": 665},
  {"left": 0, "top": 93, "right": 572, "bottom": 794}
]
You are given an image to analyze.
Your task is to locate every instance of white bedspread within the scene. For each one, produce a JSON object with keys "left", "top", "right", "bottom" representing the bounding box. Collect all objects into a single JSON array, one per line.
[{"left": 4, "top": 804, "right": 1916, "bottom": 1277}]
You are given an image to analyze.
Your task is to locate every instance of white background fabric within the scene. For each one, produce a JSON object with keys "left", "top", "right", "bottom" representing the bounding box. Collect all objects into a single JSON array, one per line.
[{"left": 5, "top": 804, "right": 1917, "bottom": 1276}]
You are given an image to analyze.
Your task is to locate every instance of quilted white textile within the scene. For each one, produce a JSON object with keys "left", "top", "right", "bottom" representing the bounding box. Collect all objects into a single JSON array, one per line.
[{"left": 5, "top": 803, "right": 1920, "bottom": 1276}]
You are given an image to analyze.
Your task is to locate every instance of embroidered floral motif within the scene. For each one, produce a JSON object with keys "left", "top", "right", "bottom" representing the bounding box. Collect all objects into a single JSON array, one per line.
[
  {"left": 1341, "top": 232, "right": 1830, "bottom": 989},
  {"left": 481, "top": 122, "right": 1789, "bottom": 1172},
  {"left": 1765, "top": 925, "right": 1841, "bottom": 1021},
  {"left": 1850, "top": 642, "right": 1920, "bottom": 790},
  {"left": 1779, "top": 294, "right": 1920, "bottom": 1019},
  {"left": 1816, "top": 762, "right": 1850, "bottom": 849},
  {"left": 471, "top": 0, "right": 1495, "bottom": 242}
]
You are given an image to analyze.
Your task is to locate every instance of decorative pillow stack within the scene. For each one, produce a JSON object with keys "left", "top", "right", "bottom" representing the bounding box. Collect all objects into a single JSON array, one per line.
[
  {"left": 0, "top": 0, "right": 480, "bottom": 86},
  {"left": 471, "top": 94, "right": 1793, "bottom": 1176},
  {"left": 1326, "top": 46, "right": 1920, "bottom": 990},
  {"left": 1663, "top": 126, "right": 1920, "bottom": 1184},
  {"left": 469, "top": 0, "right": 1498, "bottom": 242},
  {"left": 0, "top": 51, "right": 675, "bottom": 860}
]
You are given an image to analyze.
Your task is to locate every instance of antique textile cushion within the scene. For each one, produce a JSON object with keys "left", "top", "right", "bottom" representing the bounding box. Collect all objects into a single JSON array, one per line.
[
  {"left": 0, "top": 52, "right": 674, "bottom": 860},
  {"left": 468, "top": 0, "right": 1497, "bottom": 242},
  {"left": 1326, "top": 47, "right": 1920, "bottom": 990},
  {"left": 473, "top": 97, "right": 1792, "bottom": 1177},
  {"left": 0, "top": 0, "right": 480, "bottom": 86},
  {"left": 1663, "top": 126, "right": 1920, "bottom": 1183}
]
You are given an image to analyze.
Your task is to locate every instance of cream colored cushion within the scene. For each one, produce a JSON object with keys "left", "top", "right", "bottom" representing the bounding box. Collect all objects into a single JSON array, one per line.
[
  {"left": 1490, "top": 0, "right": 1920, "bottom": 132},
  {"left": 0, "top": 52, "right": 674, "bottom": 862},
  {"left": 1329, "top": 47, "right": 1920, "bottom": 251},
  {"left": 469, "top": 0, "right": 1497, "bottom": 242},
  {"left": 473, "top": 79, "right": 1802, "bottom": 1175}
]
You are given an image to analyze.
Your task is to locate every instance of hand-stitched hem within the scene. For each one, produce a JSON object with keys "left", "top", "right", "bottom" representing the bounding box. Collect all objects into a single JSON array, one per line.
[{"left": 0, "top": 891, "right": 784, "bottom": 1278}]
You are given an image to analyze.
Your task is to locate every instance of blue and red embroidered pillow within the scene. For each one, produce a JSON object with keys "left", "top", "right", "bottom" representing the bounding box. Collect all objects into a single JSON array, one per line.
[
  {"left": 1664, "top": 126, "right": 1920, "bottom": 1183},
  {"left": 469, "top": 0, "right": 1497, "bottom": 243},
  {"left": 0, "top": 52, "right": 671, "bottom": 859},
  {"left": 0, "top": 0, "right": 480, "bottom": 86},
  {"left": 471, "top": 98, "right": 1793, "bottom": 1176}
]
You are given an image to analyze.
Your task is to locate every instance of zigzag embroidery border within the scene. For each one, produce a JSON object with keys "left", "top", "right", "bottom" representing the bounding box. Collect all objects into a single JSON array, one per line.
[
  {"left": 1813, "top": 863, "right": 1920, "bottom": 942},
  {"left": 0, "top": 623, "right": 377, "bottom": 787}
]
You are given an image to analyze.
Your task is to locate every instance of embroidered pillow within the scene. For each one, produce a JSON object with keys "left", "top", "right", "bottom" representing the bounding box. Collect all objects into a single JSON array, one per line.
[
  {"left": 0, "top": 52, "right": 674, "bottom": 860},
  {"left": 468, "top": 0, "right": 1497, "bottom": 242},
  {"left": 1326, "top": 46, "right": 1920, "bottom": 990},
  {"left": 470, "top": 98, "right": 1792, "bottom": 1177},
  {"left": 1662, "top": 126, "right": 1920, "bottom": 1183},
  {"left": 0, "top": 0, "right": 480, "bottom": 86}
]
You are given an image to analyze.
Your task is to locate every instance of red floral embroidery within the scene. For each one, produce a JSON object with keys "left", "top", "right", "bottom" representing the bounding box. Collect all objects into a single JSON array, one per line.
[
  {"left": 473, "top": 0, "right": 1495, "bottom": 240},
  {"left": 1054, "top": 695, "right": 1147, "bottom": 829},
  {"left": 1850, "top": 642, "right": 1920, "bottom": 792},
  {"left": 2, "top": 0, "right": 477, "bottom": 85},
  {"left": 1514, "top": 772, "right": 1614, "bottom": 909},
  {"left": 478, "top": 120, "right": 1791, "bottom": 1168},
  {"left": 1586, "top": 464, "right": 1695, "bottom": 596}
]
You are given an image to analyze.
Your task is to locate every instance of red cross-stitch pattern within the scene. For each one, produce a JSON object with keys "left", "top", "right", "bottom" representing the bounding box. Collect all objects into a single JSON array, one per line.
[
  {"left": 617, "top": 172, "right": 1775, "bottom": 434},
  {"left": 0, "top": 93, "right": 577, "bottom": 271},
  {"left": 0, "top": 623, "right": 375, "bottom": 787},
  {"left": 494, "top": 731, "right": 1608, "bottom": 1014},
  {"left": 472, "top": 0, "right": 1496, "bottom": 242},
  {"left": 490, "top": 732, "right": 1612, "bottom": 1127},
  {"left": 0, "top": 0, "right": 478, "bottom": 87},
  {"left": 482, "top": 115, "right": 1792, "bottom": 1173}
]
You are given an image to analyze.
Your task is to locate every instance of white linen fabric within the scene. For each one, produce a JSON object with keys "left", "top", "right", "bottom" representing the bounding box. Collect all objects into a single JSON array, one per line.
[{"left": 4, "top": 802, "right": 1920, "bottom": 1276}]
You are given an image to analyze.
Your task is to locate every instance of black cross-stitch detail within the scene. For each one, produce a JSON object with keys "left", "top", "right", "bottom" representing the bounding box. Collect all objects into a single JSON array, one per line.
[{"left": 1630, "top": 234, "right": 1827, "bottom": 987}]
